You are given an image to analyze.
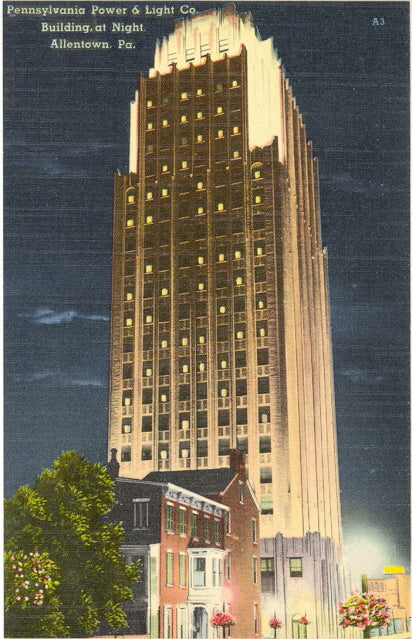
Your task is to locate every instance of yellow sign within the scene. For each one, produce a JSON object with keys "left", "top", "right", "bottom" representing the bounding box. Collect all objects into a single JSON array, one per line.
[{"left": 383, "top": 566, "right": 404, "bottom": 574}]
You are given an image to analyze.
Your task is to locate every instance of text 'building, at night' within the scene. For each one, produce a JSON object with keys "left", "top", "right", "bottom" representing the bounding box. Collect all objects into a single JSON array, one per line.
[{"left": 108, "top": 5, "right": 343, "bottom": 637}]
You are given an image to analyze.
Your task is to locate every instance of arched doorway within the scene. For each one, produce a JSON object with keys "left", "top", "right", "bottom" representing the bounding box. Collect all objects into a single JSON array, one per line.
[{"left": 192, "top": 606, "right": 208, "bottom": 638}]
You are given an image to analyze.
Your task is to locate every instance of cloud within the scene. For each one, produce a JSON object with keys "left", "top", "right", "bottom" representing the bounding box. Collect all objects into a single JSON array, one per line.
[
  {"left": 340, "top": 368, "right": 384, "bottom": 383},
  {"left": 12, "top": 370, "right": 105, "bottom": 388},
  {"left": 19, "top": 308, "right": 109, "bottom": 325},
  {"left": 323, "top": 172, "right": 380, "bottom": 195}
]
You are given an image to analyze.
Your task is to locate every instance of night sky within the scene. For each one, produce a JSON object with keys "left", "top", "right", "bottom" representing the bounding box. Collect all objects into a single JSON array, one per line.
[{"left": 4, "top": 2, "right": 409, "bottom": 580}]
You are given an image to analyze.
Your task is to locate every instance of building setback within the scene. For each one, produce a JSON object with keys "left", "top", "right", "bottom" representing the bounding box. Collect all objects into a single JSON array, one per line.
[{"left": 108, "top": 5, "right": 343, "bottom": 637}]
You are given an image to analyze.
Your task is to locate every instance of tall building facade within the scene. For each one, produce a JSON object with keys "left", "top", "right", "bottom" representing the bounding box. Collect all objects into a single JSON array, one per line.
[{"left": 108, "top": 5, "right": 343, "bottom": 636}]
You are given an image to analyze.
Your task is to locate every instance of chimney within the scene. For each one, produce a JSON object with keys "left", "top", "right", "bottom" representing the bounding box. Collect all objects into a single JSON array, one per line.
[
  {"left": 107, "top": 448, "right": 120, "bottom": 480},
  {"left": 229, "top": 448, "right": 245, "bottom": 475}
]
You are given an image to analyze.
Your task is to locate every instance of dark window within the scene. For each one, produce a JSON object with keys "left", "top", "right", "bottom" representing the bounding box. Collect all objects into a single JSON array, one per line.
[
  {"left": 217, "top": 325, "right": 229, "bottom": 342},
  {"left": 121, "top": 446, "right": 131, "bottom": 462},
  {"left": 289, "top": 557, "right": 302, "bottom": 578},
  {"left": 197, "top": 411, "right": 207, "bottom": 428},
  {"left": 159, "top": 359, "right": 170, "bottom": 376},
  {"left": 197, "top": 301, "right": 207, "bottom": 317},
  {"left": 257, "top": 349, "right": 268, "bottom": 365},
  {"left": 258, "top": 377, "right": 270, "bottom": 394},
  {"left": 218, "top": 438, "right": 230, "bottom": 456},
  {"left": 179, "top": 304, "right": 190, "bottom": 320},
  {"left": 236, "top": 379, "right": 247, "bottom": 396},
  {"left": 124, "top": 260, "right": 135, "bottom": 276},
  {"left": 197, "top": 440, "right": 208, "bottom": 457},
  {"left": 236, "top": 437, "right": 248, "bottom": 454},
  {"left": 218, "top": 381, "right": 229, "bottom": 397},
  {"left": 123, "top": 364, "right": 133, "bottom": 379},
  {"left": 218, "top": 410, "right": 230, "bottom": 426},
  {"left": 259, "top": 436, "right": 271, "bottom": 453},
  {"left": 124, "top": 337, "right": 134, "bottom": 353},
  {"left": 259, "top": 407, "right": 270, "bottom": 423},
  {"left": 235, "top": 351, "right": 246, "bottom": 368},
  {"left": 141, "top": 445, "right": 152, "bottom": 460},
  {"left": 234, "top": 296, "right": 245, "bottom": 312},
  {"left": 179, "top": 384, "right": 190, "bottom": 401},
  {"left": 255, "top": 266, "right": 266, "bottom": 283},
  {"left": 236, "top": 408, "right": 247, "bottom": 425},
  {"left": 260, "top": 467, "right": 272, "bottom": 484},
  {"left": 196, "top": 383, "right": 207, "bottom": 400},
  {"left": 216, "top": 273, "right": 228, "bottom": 289},
  {"left": 159, "top": 305, "right": 170, "bottom": 322},
  {"left": 142, "top": 334, "right": 151, "bottom": 350},
  {"left": 159, "top": 255, "right": 170, "bottom": 271},
  {"left": 142, "top": 388, "right": 152, "bottom": 404},
  {"left": 253, "top": 214, "right": 265, "bottom": 230},
  {"left": 159, "top": 415, "right": 169, "bottom": 431},
  {"left": 142, "top": 416, "right": 152, "bottom": 432}
]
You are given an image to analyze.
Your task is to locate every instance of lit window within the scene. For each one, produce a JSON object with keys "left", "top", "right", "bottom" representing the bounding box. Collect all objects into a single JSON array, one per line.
[
  {"left": 236, "top": 330, "right": 244, "bottom": 339},
  {"left": 146, "top": 191, "right": 153, "bottom": 200},
  {"left": 161, "top": 339, "right": 168, "bottom": 348},
  {"left": 145, "top": 215, "right": 153, "bottom": 224},
  {"left": 232, "top": 80, "right": 238, "bottom": 87},
  {"left": 145, "top": 367, "right": 152, "bottom": 377},
  {"left": 235, "top": 276, "right": 243, "bottom": 285},
  {"left": 147, "top": 99, "right": 153, "bottom": 107},
  {"left": 196, "top": 88, "right": 203, "bottom": 95},
  {"left": 162, "top": 165, "right": 168, "bottom": 173},
  {"left": 196, "top": 111, "right": 203, "bottom": 119},
  {"left": 145, "top": 264, "right": 153, "bottom": 273},
  {"left": 198, "top": 282, "right": 205, "bottom": 291},
  {"left": 232, "top": 150, "right": 240, "bottom": 158},
  {"left": 232, "top": 126, "right": 239, "bottom": 134},
  {"left": 181, "top": 91, "right": 188, "bottom": 100},
  {"left": 126, "top": 218, "right": 134, "bottom": 227},
  {"left": 145, "top": 314, "right": 153, "bottom": 324},
  {"left": 220, "top": 387, "right": 228, "bottom": 397},
  {"left": 127, "top": 194, "right": 135, "bottom": 203},
  {"left": 218, "top": 253, "right": 225, "bottom": 262},
  {"left": 180, "top": 114, "right": 188, "bottom": 123},
  {"left": 193, "top": 557, "right": 205, "bottom": 586},
  {"left": 234, "top": 250, "right": 242, "bottom": 259},
  {"left": 125, "top": 318, "right": 133, "bottom": 326},
  {"left": 217, "top": 202, "right": 224, "bottom": 211},
  {"left": 160, "top": 393, "right": 167, "bottom": 403},
  {"left": 147, "top": 122, "right": 153, "bottom": 130},
  {"left": 162, "top": 119, "right": 168, "bottom": 127},
  {"left": 216, "top": 106, "right": 223, "bottom": 114},
  {"left": 216, "top": 82, "right": 223, "bottom": 91},
  {"left": 197, "top": 206, "right": 204, "bottom": 214},
  {"left": 220, "top": 359, "right": 227, "bottom": 369},
  {"left": 254, "top": 169, "right": 261, "bottom": 179},
  {"left": 198, "top": 335, "right": 205, "bottom": 344},
  {"left": 161, "top": 288, "right": 169, "bottom": 297},
  {"left": 197, "top": 182, "right": 204, "bottom": 190},
  {"left": 197, "top": 134, "right": 203, "bottom": 142},
  {"left": 254, "top": 195, "right": 262, "bottom": 203},
  {"left": 198, "top": 361, "right": 205, "bottom": 372},
  {"left": 217, "top": 129, "right": 224, "bottom": 138},
  {"left": 197, "top": 256, "right": 204, "bottom": 265},
  {"left": 219, "top": 306, "right": 226, "bottom": 314},
  {"left": 161, "top": 188, "right": 169, "bottom": 197},
  {"left": 289, "top": 557, "right": 302, "bottom": 577},
  {"left": 181, "top": 336, "right": 188, "bottom": 346},
  {"left": 256, "top": 246, "right": 263, "bottom": 256},
  {"left": 125, "top": 290, "right": 133, "bottom": 301},
  {"left": 181, "top": 160, "right": 188, "bottom": 169}
]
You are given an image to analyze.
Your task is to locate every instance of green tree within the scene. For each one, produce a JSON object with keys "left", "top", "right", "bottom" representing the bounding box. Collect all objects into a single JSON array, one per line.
[{"left": 4, "top": 451, "right": 140, "bottom": 637}]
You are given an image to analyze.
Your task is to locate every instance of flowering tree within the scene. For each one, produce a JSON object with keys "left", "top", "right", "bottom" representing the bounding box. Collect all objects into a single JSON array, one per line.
[
  {"left": 4, "top": 451, "right": 140, "bottom": 637},
  {"left": 269, "top": 617, "right": 282, "bottom": 637},
  {"left": 210, "top": 611, "right": 235, "bottom": 638},
  {"left": 338, "top": 591, "right": 391, "bottom": 638},
  {"left": 4, "top": 550, "right": 68, "bottom": 637}
]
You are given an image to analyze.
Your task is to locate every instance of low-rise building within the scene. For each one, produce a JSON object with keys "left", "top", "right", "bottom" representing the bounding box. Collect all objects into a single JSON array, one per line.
[{"left": 367, "top": 572, "right": 410, "bottom": 635}]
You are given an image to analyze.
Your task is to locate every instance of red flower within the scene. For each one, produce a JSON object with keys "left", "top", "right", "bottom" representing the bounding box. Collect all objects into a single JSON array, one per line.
[
  {"left": 210, "top": 612, "right": 235, "bottom": 627},
  {"left": 300, "top": 616, "right": 310, "bottom": 625},
  {"left": 269, "top": 617, "right": 282, "bottom": 628}
]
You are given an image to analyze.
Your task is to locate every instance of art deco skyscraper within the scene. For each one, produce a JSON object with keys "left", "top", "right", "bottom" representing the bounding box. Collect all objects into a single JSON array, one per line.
[{"left": 108, "top": 6, "right": 343, "bottom": 634}]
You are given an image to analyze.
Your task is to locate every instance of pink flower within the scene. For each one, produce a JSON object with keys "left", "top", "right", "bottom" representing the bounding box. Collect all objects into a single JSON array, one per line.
[{"left": 269, "top": 618, "right": 282, "bottom": 628}]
